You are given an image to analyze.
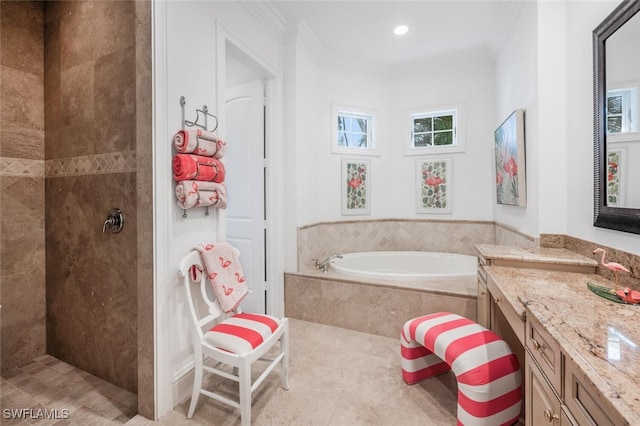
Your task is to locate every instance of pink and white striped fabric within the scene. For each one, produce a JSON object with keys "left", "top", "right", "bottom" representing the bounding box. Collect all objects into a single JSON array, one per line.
[
  {"left": 401, "top": 312, "right": 522, "bottom": 426},
  {"left": 205, "top": 313, "right": 279, "bottom": 355}
]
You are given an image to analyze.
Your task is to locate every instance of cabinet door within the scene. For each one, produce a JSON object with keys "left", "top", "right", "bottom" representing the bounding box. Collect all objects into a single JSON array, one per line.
[
  {"left": 564, "top": 359, "right": 624, "bottom": 426},
  {"left": 525, "top": 352, "right": 562, "bottom": 426},
  {"left": 560, "top": 406, "right": 577, "bottom": 426}
]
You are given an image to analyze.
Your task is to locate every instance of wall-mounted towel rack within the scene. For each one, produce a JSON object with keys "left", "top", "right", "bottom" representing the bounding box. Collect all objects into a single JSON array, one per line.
[
  {"left": 183, "top": 206, "right": 210, "bottom": 218},
  {"left": 176, "top": 96, "right": 224, "bottom": 218},
  {"left": 180, "top": 96, "right": 218, "bottom": 132}
]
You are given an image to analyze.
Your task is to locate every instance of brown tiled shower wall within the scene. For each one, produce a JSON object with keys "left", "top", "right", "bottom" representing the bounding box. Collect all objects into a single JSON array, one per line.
[
  {"left": 1, "top": 0, "right": 47, "bottom": 381},
  {"left": 1, "top": 0, "right": 142, "bottom": 396}
]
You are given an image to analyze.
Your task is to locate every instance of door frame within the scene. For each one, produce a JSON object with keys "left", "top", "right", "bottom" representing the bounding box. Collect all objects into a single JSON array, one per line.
[{"left": 215, "top": 22, "right": 285, "bottom": 318}]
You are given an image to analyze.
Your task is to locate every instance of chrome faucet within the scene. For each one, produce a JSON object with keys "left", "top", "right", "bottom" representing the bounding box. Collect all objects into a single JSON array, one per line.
[{"left": 312, "top": 254, "right": 343, "bottom": 272}]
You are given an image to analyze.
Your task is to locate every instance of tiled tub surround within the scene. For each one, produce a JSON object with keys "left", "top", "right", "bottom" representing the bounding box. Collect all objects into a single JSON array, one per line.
[
  {"left": 486, "top": 266, "right": 640, "bottom": 424},
  {"left": 297, "top": 219, "right": 537, "bottom": 271},
  {"left": 290, "top": 220, "right": 536, "bottom": 338},
  {"left": 285, "top": 269, "right": 477, "bottom": 339}
]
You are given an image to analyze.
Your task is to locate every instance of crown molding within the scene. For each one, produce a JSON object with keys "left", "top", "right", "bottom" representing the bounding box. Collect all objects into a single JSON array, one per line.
[
  {"left": 485, "top": 0, "right": 525, "bottom": 57},
  {"left": 248, "top": 1, "right": 497, "bottom": 81},
  {"left": 240, "top": 0, "right": 287, "bottom": 42}
]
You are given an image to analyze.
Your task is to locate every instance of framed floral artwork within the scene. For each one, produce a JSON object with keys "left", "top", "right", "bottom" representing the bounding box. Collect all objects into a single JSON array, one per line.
[
  {"left": 607, "top": 148, "right": 626, "bottom": 207},
  {"left": 416, "top": 158, "right": 452, "bottom": 214},
  {"left": 494, "top": 109, "right": 526, "bottom": 206},
  {"left": 342, "top": 158, "right": 370, "bottom": 215}
]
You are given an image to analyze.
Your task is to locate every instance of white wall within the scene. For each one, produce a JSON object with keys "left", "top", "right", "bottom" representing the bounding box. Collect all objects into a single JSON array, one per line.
[
  {"left": 494, "top": 1, "right": 539, "bottom": 237},
  {"left": 389, "top": 60, "right": 496, "bottom": 221},
  {"left": 537, "top": 0, "right": 568, "bottom": 235},
  {"left": 291, "top": 54, "right": 497, "bottom": 226},
  {"left": 153, "top": 0, "right": 284, "bottom": 417},
  {"left": 564, "top": 0, "right": 640, "bottom": 254},
  {"left": 494, "top": 0, "right": 640, "bottom": 254}
]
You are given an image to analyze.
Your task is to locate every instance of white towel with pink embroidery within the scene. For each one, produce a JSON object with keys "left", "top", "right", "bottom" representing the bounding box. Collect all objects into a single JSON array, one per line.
[
  {"left": 173, "top": 129, "right": 227, "bottom": 159},
  {"left": 175, "top": 181, "right": 227, "bottom": 209},
  {"left": 195, "top": 242, "right": 248, "bottom": 313}
]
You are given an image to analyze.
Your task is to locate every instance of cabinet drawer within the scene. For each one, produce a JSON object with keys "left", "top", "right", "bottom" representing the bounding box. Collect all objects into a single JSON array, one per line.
[
  {"left": 526, "top": 313, "right": 562, "bottom": 397},
  {"left": 525, "top": 352, "right": 562, "bottom": 426},
  {"left": 564, "top": 359, "right": 624, "bottom": 426}
]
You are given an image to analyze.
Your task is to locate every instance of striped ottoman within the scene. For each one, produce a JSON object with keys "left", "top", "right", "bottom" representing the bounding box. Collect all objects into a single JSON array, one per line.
[{"left": 401, "top": 312, "right": 522, "bottom": 426}]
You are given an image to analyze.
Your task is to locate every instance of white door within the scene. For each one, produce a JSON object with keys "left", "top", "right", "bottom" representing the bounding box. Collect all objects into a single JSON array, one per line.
[{"left": 225, "top": 80, "right": 266, "bottom": 314}]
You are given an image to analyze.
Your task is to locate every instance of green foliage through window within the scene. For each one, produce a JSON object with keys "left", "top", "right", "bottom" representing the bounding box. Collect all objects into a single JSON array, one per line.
[{"left": 411, "top": 110, "right": 456, "bottom": 148}]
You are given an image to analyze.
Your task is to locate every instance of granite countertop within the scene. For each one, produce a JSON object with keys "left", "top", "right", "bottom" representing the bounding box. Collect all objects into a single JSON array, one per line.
[
  {"left": 485, "top": 266, "right": 640, "bottom": 425},
  {"left": 476, "top": 244, "right": 599, "bottom": 267}
]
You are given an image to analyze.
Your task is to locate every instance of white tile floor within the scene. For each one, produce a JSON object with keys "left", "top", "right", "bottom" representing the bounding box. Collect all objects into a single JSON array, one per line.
[{"left": 2, "top": 319, "right": 459, "bottom": 425}]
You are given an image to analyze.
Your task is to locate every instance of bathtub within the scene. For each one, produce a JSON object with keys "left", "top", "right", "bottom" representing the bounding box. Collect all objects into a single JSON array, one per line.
[
  {"left": 330, "top": 251, "right": 477, "bottom": 281},
  {"left": 284, "top": 250, "right": 478, "bottom": 338}
]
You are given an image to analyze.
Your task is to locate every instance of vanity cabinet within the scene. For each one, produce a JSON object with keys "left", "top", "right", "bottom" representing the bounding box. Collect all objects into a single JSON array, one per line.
[
  {"left": 525, "top": 314, "right": 569, "bottom": 426},
  {"left": 525, "top": 314, "right": 624, "bottom": 426},
  {"left": 475, "top": 248, "right": 636, "bottom": 424},
  {"left": 525, "top": 351, "right": 569, "bottom": 426},
  {"left": 526, "top": 314, "right": 562, "bottom": 393},
  {"left": 564, "top": 358, "right": 624, "bottom": 426}
]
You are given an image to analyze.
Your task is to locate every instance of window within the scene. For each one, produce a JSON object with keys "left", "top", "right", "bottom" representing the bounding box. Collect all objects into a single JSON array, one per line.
[
  {"left": 332, "top": 105, "right": 378, "bottom": 155},
  {"left": 607, "top": 88, "right": 638, "bottom": 135},
  {"left": 407, "top": 106, "right": 464, "bottom": 155},
  {"left": 337, "top": 111, "right": 370, "bottom": 148}
]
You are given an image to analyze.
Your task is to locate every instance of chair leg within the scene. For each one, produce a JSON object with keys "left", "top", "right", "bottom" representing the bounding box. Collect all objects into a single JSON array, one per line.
[
  {"left": 187, "top": 353, "right": 203, "bottom": 418},
  {"left": 281, "top": 321, "right": 290, "bottom": 390},
  {"left": 239, "top": 357, "right": 252, "bottom": 426}
]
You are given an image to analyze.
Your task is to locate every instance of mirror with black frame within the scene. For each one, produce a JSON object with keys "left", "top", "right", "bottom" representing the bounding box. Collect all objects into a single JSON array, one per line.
[{"left": 593, "top": 0, "right": 640, "bottom": 234}]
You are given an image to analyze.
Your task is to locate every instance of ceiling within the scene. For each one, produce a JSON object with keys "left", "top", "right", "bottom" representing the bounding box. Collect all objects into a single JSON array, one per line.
[{"left": 267, "top": 0, "right": 522, "bottom": 72}]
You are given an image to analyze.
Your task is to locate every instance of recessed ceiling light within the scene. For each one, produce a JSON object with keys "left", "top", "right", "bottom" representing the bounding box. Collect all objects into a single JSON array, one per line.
[{"left": 394, "top": 25, "right": 409, "bottom": 36}]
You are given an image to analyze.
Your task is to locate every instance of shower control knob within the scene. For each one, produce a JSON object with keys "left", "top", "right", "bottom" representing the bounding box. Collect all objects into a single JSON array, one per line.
[{"left": 102, "top": 208, "right": 124, "bottom": 233}]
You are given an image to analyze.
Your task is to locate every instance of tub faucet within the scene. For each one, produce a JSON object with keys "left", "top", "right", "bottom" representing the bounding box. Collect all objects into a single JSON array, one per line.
[{"left": 313, "top": 254, "right": 343, "bottom": 272}]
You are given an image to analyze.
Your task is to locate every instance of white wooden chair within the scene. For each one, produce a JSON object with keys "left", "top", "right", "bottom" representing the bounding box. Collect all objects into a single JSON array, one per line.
[{"left": 178, "top": 250, "right": 290, "bottom": 425}]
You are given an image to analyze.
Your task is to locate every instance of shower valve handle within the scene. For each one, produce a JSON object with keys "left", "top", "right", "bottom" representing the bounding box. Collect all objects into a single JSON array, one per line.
[{"left": 103, "top": 208, "right": 124, "bottom": 233}]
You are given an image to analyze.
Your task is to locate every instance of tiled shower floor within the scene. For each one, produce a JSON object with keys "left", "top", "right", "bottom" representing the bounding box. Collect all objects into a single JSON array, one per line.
[
  {"left": 1, "top": 355, "right": 137, "bottom": 425},
  {"left": 2, "top": 319, "right": 459, "bottom": 425}
]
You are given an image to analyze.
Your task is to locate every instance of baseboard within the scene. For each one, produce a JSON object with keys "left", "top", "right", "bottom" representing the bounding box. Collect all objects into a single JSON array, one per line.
[{"left": 172, "top": 361, "right": 195, "bottom": 408}]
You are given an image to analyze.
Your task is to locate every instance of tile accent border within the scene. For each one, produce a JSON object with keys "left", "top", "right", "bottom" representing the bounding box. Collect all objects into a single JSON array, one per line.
[
  {"left": 45, "top": 151, "right": 137, "bottom": 177},
  {"left": 0, "top": 152, "right": 137, "bottom": 178},
  {"left": 0, "top": 157, "right": 45, "bottom": 177}
]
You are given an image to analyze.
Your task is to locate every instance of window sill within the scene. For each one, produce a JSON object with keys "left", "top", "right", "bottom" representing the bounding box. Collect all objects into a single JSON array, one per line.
[{"left": 405, "top": 145, "right": 465, "bottom": 156}]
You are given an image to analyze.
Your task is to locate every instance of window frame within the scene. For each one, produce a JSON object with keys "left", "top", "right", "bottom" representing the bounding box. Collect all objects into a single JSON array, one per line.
[
  {"left": 331, "top": 104, "right": 379, "bottom": 156},
  {"left": 406, "top": 105, "right": 465, "bottom": 155},
  {"left": 606, "top": 86, "right": 638, "bottom": 137}
]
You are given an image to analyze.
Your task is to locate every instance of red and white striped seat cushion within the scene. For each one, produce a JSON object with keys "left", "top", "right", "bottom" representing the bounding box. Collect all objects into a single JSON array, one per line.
[
  {"left": 205, "top": 313, "right": 280, "bottom": 355},
  {"left": 401, "top": 312, "right": 521, "bottom": 426}
]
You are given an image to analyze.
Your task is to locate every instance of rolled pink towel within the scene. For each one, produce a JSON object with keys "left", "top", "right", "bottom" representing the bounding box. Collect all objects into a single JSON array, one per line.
[
  {"left": 175, "top": 181, "right": 227, "bottom": 209},
  {"left": 173, "top": 129, "right": 227, "bottom": 159},
  {"left": 173, "top": 154, "right": 225, "bottom": 183}
]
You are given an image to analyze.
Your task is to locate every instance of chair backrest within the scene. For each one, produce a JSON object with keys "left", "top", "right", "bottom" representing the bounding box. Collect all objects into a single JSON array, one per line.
[{"left": 178, "top": 250, "right": 225, "bottom": 343}]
